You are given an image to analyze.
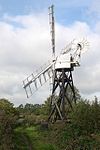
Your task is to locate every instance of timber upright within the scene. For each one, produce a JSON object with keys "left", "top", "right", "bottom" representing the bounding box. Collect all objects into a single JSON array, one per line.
[{"left": 23, "top": 5, "right": 89, "bottom": 123}]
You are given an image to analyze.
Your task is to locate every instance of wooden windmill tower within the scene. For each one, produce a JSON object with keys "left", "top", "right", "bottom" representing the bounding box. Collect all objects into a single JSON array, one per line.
[{"left": 23, "top": 5, "right": 88, "bottom": 123}]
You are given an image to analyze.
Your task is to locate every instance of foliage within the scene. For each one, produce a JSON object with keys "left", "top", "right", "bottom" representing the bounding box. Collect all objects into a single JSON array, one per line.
[
  {"left": 16, "top": 98, "right": 51, "bottom": 126},
  {"left": 70, "top": 98, "right": 100, "bottom": 135},
  {"left": 13, "top": 126, "right": 58, "bottom": 150},
  {"left": 0, "top": 95, "right": 100, "bottom": 149},
  {"left": 59, "top": 98, "right": 100, "bottom": 149},
  {"left": 0, "top": 98, "right": 18, "bottom": 149}
]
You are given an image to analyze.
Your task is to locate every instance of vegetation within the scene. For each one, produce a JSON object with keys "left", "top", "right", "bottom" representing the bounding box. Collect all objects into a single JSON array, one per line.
[
  {"left": 0, "top": 94, "right": 100, "bottom": 149},
  {"left": 0, "top": 99, "right": 18, "bottom": 149}
]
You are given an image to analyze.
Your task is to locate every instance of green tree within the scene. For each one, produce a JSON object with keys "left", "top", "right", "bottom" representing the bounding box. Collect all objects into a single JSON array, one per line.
[{"left": 0, "top": 98, "right": 18, "bottom": 149}]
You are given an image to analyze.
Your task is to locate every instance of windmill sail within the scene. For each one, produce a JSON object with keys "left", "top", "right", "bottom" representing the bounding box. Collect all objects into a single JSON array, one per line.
[
  {"left": 23, "top": 38, "right": 88, "bottom": 98},
  {"left": 23, "top": 62, "right": 54, "bottom": 98}
]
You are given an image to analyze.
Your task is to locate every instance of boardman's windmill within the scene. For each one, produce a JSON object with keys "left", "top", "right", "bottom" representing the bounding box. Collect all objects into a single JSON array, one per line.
[{"left": 23, "top": 5, "right": 89, "bottom": 123}]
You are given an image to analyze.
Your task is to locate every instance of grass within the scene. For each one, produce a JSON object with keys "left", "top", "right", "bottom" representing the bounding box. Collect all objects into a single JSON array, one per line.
[
  {"left": 13, "top": 131, "right": 29, "bottom": 150},
  {"left": 13, "top": 125, "right": 59, "bottom": 150},
  {"left": 13, "top": 123, "right": 100, "bottom": 150}
]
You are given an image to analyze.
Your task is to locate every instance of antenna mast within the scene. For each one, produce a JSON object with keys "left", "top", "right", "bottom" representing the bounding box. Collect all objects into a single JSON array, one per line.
[{"left": 49, "top": 5, "right": 55, "bottom": 61}]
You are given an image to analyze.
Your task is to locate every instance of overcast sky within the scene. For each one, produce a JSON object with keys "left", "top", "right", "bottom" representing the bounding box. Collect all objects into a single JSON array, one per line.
[{"left": 0, "top": 0, "right": 100, "bottom": 106}]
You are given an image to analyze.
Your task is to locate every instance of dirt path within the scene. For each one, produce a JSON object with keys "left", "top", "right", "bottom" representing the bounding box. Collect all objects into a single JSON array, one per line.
[{"left": 21, "top": 133, "right": 33, "bottom": 150}]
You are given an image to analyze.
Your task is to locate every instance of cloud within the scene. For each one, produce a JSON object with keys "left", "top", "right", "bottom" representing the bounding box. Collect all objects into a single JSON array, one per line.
[
  {"left": 0, "top": 12, "right": 100, "bottom": 105},
  {"left": 74, "top": 32, "right": 100, "bottom": 97},
  {"left": 87, "top": 0, "right": 100, "bottom": 20},
  {"left": 0, "top": 13, "right": 51, "bottom": 105}
]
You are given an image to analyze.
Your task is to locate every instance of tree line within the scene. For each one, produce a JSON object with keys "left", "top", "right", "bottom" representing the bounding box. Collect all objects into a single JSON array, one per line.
[{"left": 0, "top": 92, "right": 100, "bottom": 149}]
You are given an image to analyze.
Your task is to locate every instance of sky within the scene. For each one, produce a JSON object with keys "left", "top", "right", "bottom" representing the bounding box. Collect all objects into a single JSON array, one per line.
[{"left": 0, "top": 0, "right": 100, "bottom": 106}]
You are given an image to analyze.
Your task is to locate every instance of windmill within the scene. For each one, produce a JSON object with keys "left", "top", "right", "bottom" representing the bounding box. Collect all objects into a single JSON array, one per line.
[{"left": 23, "top": 5, "right": 88, "bottom": 123}]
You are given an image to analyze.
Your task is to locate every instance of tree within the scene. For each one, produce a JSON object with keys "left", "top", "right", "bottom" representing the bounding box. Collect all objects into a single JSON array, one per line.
[{"left": 0, "top": 98, "right": 18, "bottom": 149}]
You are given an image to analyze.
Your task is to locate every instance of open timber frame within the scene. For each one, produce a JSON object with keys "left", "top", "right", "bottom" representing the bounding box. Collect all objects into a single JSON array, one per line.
[{"left": 48, "top": 67, "right": 76, "bottom": 123}]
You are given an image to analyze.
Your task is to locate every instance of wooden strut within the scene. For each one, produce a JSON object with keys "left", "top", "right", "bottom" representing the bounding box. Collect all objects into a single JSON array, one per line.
[{"left": 48, "top": 69, "right": 76, "bottom": 123}]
